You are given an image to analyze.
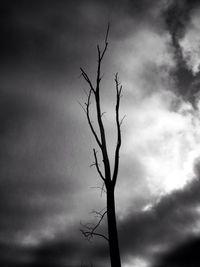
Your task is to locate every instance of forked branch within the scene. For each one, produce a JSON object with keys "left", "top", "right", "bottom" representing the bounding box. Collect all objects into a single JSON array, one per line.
[
  {"left": 81, "top": 24, "right": 111, "bottom": 182},
  {"left": 97, "top": 22, "right": 109, "bottom": 62},
  {"left": 95, "top": 25, "right": 111, "bottom": 182},
  {"left": 80, "top": 209, "right": 108, "bottom": 242},
  {"left": 80, "top": 24, "right": 122, "bottom": 267}
]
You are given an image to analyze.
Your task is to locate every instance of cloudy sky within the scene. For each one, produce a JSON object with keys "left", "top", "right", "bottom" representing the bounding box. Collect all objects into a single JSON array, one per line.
[{"left": 2, "top": 0, "right": 200, "bottom": 266}]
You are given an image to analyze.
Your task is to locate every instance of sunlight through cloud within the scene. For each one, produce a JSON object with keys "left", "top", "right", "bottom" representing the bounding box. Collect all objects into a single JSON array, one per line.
[{"left": 124, "top": 257, "right": 149, "bottom": 267}]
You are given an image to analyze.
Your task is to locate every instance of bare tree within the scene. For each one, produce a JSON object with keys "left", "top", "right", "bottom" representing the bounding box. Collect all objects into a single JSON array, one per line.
[{"left": 80, "top": 25, "right": 123, "bottom": 267}]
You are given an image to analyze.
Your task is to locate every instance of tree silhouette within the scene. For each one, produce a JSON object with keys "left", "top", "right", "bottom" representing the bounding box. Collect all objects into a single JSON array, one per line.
[{"left": 80, "top": 25, "right": 123, "bottom": 267}]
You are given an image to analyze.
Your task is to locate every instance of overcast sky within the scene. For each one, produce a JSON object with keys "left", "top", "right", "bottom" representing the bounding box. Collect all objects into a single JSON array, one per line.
[{"left": 1, "top": 0, "right": 200, "bottom": 266}]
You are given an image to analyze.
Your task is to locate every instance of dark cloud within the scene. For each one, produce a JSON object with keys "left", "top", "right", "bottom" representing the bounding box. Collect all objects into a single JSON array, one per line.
[
  {"left": 0, "top": 85, "right": 80, "bottom": 243},
  {"left": 163, "top": 0, "right": 200, "bottom": 55},
  {"left": 30, "top": 239, "right": 79, "bottom": 267},
  {"left": 1, "top": 1, "right": 200, "bottom": 267},
  {"left": 117, "top": 166, "right": 200, "bottom": 262},
  {"left": 0, "top": 0, "right": 164, "bottom": 70},
  {"left": 0, "top": 89, "right": 45, "bottom": 136},
  {"left": 0, "top": 0, "right": 105, "bottom": 254},
  {"left": 0, "top": 239, "right": 76, "bottom": 267},
  {"left": 0, "top": 0, "right": 104, "bottom": 74},
  {"left": 153, "top": 237, "right": 200, "bottom": 267},
  {"left": 163, "top": 0, "right": 200, "bottom": 102},
  {"left": 0, "top": 235, "right": 109, "bottom": 267},
  {"left": 2, "top": 170, "right": 200, "bottom": 266}
]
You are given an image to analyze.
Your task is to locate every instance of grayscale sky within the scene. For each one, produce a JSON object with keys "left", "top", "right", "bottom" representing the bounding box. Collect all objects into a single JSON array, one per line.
[{"left": 1, "top": 1, "right": 200, "bottom": 266}]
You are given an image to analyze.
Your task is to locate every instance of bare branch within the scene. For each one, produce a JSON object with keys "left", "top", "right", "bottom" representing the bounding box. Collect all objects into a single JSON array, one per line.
[
  {"left": 80, "top": 68, "right": 102, "bottom": 149},
  {"left": 85, "top": 90, "right": 102, "bottom": 149},
  {"left": 80, "top": 67, "right": 95, "bottom": 93},
  {"left": 96, "top": 23, "right": 110, "bottom": 66},
  {"left": 80, "top": 24, "right": 122, "bottom": 266},
  {"left": 100, "top": 43, "right": 108, "bottom": 62},
  {"left": 89, "top": 210, "right": 107, "bottom": 232},
  {"left": 105, "top": 22, "right": 110, "bottom": 45},
  {"left": 80, "top": 230, "right": 109, "bottom": 242},
  {"left": 93, "top": 149, "right": 105, "bottom": 181},
  {"left": 81, "top": 25, "right": 111, "bottom": 181},
  {"left": 94, "top": 25, "right": 111, "bottom": 182},
  {"left": 80, "top": 210, "right": 108, "bottom": 242},
  {"left": 91, "top": 207, "right": 106, "bottom": 216},
  {"left": 99, "top": 23, "right": 110, "bottom": 62},
  {"left": 112, "top": 73, "right": 123, "bottom": 186}
]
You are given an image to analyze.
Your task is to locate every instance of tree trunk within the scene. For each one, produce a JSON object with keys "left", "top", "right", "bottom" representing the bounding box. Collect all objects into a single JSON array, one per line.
[{"left": 107, "top": 186, "right": 121, "bottom": 267}]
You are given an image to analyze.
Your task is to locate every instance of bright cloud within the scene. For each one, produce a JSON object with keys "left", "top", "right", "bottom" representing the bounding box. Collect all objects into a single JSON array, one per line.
[
  {"left": 124, "top": 90, "right": 200, "bottom": 194},
  {"left": 108, "top": 24, "right": 200, "bottom": 214},
  {"left": 124, "top": 257, "right": 149, "bottom": 267}
]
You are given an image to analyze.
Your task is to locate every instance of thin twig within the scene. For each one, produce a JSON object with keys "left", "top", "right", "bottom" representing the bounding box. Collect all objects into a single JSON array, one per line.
[
  {"left": 80, "top": 67, "right": 95, "bottom": 93},
  {"left": 80, "top": 210, "right": 108, "bottom": 242}
]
